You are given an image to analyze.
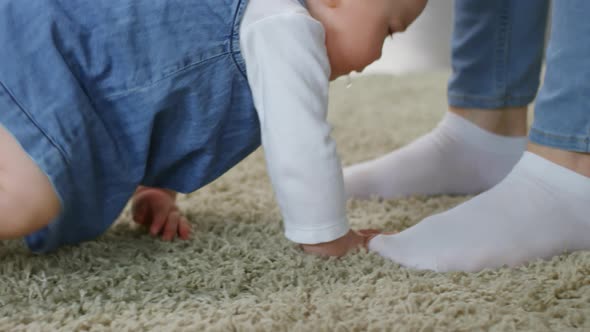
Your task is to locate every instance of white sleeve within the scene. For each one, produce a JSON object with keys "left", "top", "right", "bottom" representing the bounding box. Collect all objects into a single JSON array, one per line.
[{"left": 240, "top": 13, "right": 350, "bottom": 244}]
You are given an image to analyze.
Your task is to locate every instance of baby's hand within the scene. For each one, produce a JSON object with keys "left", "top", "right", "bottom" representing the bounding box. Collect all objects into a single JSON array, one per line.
[
  {"left": 131, "top": 187, "right": 191, "bottom": 241},
  {"left": 300, "top": 230, "right": 379, "bottom": 257}
]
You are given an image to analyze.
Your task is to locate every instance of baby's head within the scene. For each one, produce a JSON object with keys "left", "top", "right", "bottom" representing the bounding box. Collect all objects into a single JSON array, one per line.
[{"left": 307, "top": 0, "right": 428, "bottom": 79}]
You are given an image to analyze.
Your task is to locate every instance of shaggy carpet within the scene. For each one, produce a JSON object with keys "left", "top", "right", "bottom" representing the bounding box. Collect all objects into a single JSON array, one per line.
[{"left": 1, "top": 73, "right": 589, "bottom": 331}]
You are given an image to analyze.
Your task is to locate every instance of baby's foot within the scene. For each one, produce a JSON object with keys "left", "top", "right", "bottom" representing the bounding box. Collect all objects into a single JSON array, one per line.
[
  {"left": 132, "top": 187, "right": 191, "bottom": 241},
  {"left": 344, "top": 112, "right": 527, "bottom": 199},
  {"left": 368, "top": 152, "right": 590, "bottom": 272}
]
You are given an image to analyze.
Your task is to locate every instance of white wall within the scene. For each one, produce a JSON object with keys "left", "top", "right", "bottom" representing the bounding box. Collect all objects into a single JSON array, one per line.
[{"left": 363, "top": 0, "right": 453, "bottom": 75}]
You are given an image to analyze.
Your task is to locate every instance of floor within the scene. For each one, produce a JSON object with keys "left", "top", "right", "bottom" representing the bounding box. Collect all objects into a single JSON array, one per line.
[{"left": 1, "top": 72, "right": 588, "bottom": 331}]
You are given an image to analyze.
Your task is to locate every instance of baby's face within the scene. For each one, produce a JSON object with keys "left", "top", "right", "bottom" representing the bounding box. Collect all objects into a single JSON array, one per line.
[{"left": 307, "top": 0, "right": 428, "bottom": 80}]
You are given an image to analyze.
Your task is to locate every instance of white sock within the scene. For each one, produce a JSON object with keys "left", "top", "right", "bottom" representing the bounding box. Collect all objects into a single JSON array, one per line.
[
  {"left": 344, "top": 112, "right": 528, "bottom": 199},
  {"left": 369, "top": 152, "right": 590, "bottom": 272}
]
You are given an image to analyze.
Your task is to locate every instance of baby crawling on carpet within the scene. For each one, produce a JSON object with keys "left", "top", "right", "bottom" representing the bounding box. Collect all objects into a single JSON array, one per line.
[{"left": 0, "top": 0, "right": 426, "bottom": 255}]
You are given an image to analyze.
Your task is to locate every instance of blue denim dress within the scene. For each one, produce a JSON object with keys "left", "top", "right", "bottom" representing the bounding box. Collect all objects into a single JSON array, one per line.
[{"left": 0, "top": 0, "right": 264, "bottom": 252}]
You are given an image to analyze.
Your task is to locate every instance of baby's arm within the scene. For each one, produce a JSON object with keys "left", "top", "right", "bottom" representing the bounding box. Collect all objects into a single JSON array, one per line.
[
  {"left": 131, "top": 186, "right": 191, "bottom": 241},
  {"left": 241, "top": 11, "right": 373, "bottom": 257}
]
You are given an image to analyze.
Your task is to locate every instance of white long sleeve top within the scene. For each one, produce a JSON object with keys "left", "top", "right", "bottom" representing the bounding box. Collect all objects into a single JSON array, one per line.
[{"left": 240, "top": 0, "right": 350, "bottom": 244}]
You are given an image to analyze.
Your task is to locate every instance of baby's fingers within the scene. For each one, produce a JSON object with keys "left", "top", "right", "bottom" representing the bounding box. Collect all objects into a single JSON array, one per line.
[
  {"left": 358, "top": 229, "right": 381, "bottom": 237},
  {"left": 357, "top": 229, "right": 397, "bottom": 249}
]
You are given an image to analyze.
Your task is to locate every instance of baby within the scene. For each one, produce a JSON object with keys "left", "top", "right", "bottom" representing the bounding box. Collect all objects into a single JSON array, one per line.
[{"left": 0, "top": 0, "right": 426, "bottom": 255}]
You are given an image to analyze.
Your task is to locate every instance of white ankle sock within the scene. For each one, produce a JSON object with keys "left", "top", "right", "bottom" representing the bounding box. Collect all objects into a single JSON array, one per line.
[
  {"left": 344, "top": 112, "right": 528, "bottom": 199},
  {"left": 369, "top": 152, "right": 590, "bottom": 272}
]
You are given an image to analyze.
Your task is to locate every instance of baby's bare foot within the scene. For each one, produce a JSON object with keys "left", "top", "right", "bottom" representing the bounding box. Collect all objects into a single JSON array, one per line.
[{"left": 132, "top": 187, "right": 191, "bottom": 241}]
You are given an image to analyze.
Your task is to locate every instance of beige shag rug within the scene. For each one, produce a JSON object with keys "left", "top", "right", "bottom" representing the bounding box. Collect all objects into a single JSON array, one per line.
[{"left": 1, "top": 73, "right": 589, "bottom": 331}]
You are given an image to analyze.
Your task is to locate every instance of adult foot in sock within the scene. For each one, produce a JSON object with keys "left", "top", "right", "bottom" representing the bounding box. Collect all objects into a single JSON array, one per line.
[
  {"left": 368, "top": 152, "right": 590, "bottom": 272},
  {"left": 344, "top": 110, "right": 528, "bottom": 199}
]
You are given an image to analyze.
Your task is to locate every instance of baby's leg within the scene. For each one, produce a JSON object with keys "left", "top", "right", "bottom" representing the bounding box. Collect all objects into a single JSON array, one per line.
[{"left": 0, "top": 125, "right": 60, "bottom": 239}]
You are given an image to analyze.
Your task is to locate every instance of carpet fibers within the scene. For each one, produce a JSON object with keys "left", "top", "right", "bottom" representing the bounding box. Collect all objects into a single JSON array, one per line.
[{"left": 1, "top": 73, "right": 589, "bottom": 331}]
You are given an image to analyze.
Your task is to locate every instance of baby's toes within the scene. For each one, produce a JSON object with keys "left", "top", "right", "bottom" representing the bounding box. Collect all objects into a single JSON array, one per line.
[
  {"left": 161, "top": 211, "right": 180, "bottom": 241},
  {"left": 132, "top": 201, "right": 148, "bottom": 224},
  {"left": 178, "top": 216, "right": 191, "bottom": 240}
]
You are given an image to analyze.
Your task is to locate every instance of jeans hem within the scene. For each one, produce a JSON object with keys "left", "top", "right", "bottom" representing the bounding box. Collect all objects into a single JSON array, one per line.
[
  {"left": 448, "top": 92, "right": 535, "bottom": 109},
  {"left": 529, "top": 127, "right": 590, "bottom": 153}
]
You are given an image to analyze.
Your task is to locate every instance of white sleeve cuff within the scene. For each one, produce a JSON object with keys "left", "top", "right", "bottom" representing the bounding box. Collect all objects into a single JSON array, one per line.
[{"left": 284, "top": 220, "right": 350, "bottom": 245}]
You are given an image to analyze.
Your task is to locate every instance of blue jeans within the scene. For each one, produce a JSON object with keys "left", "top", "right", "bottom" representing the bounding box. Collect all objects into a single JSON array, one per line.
[{"left": 448, "top": 0, "right": 590, "bottom": 153}]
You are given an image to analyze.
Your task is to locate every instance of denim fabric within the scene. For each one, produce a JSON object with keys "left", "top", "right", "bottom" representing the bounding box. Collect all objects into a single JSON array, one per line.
[
  {"left": 448, "top": 0, "right": 550, "bottom": 109},
  {"left": 530, "top": 0, "right": 590, "bottom": 153},
  {"left": 0, "top": 0, "right": 260, "bottom": 252},
  {"left": 449, "top": 0, "right": 590, "bottom": 152}
]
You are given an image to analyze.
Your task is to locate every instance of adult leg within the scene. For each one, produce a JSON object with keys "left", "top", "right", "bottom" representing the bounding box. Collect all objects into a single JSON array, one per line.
[
  {"left": 529, "top": 0, "right": 590, "bottom": 176},
  {"left": 0, "top": 124, "right": 60, "bottom": 239},
  {"left": 344, "top": 0, "right": 549, "bottom": 199},
  {"left": 370, "top": 0, "right": 590, "bottom": 272}
]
